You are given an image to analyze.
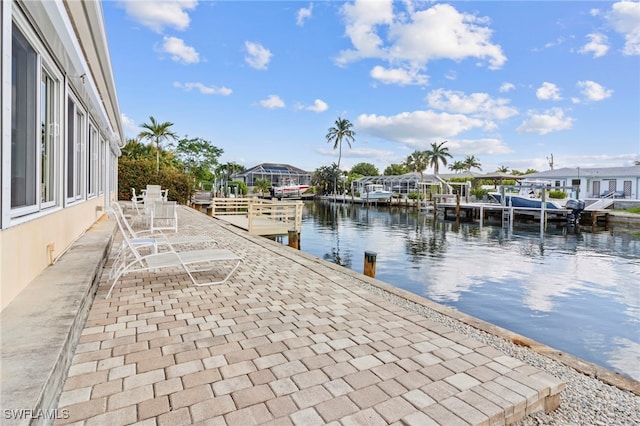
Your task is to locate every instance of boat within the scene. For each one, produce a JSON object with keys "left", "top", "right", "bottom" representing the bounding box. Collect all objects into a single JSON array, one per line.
[
  {"left": 270, "top": 180, "right": 310, "bottom": 199},
  {"left": 489, "top": 192, "right": 563, "bottom": 210},
  {"left": 489, "top": 180, "right": 585, "bottom": 222},
  {"left": 362, "top": 184, "right": 393, "bottom": 200}
]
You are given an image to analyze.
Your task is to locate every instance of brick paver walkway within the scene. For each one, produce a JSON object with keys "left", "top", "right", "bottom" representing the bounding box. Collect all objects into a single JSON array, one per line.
[{"left": 55, "top": 206, "right": 564, "bottom": 425}]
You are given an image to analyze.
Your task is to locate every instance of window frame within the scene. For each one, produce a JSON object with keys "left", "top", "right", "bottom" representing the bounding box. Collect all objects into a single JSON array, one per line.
[
  {"left": 9, "top": 15, "right": 63, "bottom": 219},
  {"left": 88, "top": 121, "right": 99, "bottom": 199},
  {"left": 65, "top": 92, "right": 87, "bottom": 204}
]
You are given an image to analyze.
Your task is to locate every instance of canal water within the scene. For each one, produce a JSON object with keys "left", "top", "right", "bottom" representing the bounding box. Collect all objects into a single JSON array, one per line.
[{"left": 295, "top": 201, "right": 640, "bottom": 381}]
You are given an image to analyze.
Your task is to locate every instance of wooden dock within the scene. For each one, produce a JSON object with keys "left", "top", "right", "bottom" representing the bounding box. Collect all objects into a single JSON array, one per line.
[{"left": 192, "top": 197, "right": 303, "bottom": 236}]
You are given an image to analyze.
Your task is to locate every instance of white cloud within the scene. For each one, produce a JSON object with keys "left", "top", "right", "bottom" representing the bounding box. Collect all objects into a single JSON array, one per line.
[
  {"left": 499, "top": 82, "right": 515, "bottom": 93},
  {"left": 356, "top": 110, "right": 485, "bottom": 146},
  {"left": 426, "top": 89, "right": 518, "bottom": 120},
  {"left": 121, "top": 113, "right": 139, "bottom": 137},
  {"left": 259, "top": 95, "right": 285, "bottom": 109},
  {"left": 305, "top": 99, "right": 329, "bottom": 113},
  {"left": 606, "top": 1, "right": 640, "bottom": 56},
  {"left": 337, "top": 2, "right": 506, "bottom": 73},
  {"left": 173, "top": 81, "right": 232, "bottom": 96},
  {"left": 370, "top": 65, "right": 428, "bottom": 86},
  {"left": 536, "top": 82, "right": 562, "bottom": 101},
  {"left": 579, "top": 33, "right": 609, "bottom": 58},
  {"left": 444, "top": 138, "right": 513, "bottom": 156},
  {"left": 577, "top": 80, "right": 613, "bottom": 102},
  {"left": 121, "top": 0, "right": 197, "bottom": 33},
  {"left": 161, "top": 36, "right": 199, "bottom": 63},
  {"left": 245, "top": 41, "right": 272, "bottom": 70},
  {"left": 517, "top": 108, "right": 574, "bottom": 135},
  {"left": 336, "top": 0, "right": 393, "bottom": 65},
  {"left": 296, "top": 4, "right": 313, "bottom": 26}
]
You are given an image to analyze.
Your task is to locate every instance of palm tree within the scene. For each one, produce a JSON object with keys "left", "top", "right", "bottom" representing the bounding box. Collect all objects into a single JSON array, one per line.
[
  {"left": 405, "top": 150, "right": 430, "bottom": 182},
  {"left": 496, "top": 165, "right": 510, "bottom": 173},
  {"left": 425, "top": 141, "right": 452, "bottom": 175},
  {"left": 138, "top": 116, "right": 178, "bottom": 174},
  {"left": 448, "top": 161, "right": 466, "bottom": 173},
  {"left": 325, "top": 117, "right": 355, "bottom": 171},
  {"left": 463, "top": 155, "right": 482, "bottom": 171}
]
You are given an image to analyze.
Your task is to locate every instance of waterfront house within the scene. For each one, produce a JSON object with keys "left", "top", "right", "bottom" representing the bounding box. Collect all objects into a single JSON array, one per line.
[
  {"left": 1, "top": 0, "right": 124, "bottom": 310},
  {"left": 525, "top": 166, "right": 640, "bottom": 200},
  {"left": 232, "top": 163, "right": 312, "bottom": 191}
]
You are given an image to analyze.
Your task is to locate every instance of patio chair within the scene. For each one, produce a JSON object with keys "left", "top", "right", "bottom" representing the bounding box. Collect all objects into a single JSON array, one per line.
[
  {"left": 105, "top": 207, "right": 243, "bottom": 299},
  {"left": 145, "top": 184, "right": 168, "bottom": 202},
  {"left": 150, "top": 200, "right": 178, "bottom": 233}
]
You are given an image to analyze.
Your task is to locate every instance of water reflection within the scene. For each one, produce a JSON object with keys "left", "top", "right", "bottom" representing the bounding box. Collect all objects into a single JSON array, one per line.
[{"left": 299, "top": 201, "right": 640, "bottom": 380}]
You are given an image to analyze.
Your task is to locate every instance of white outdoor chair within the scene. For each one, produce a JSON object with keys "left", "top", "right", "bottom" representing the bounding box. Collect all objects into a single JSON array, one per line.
[
  {"left": 110, "top": 202, "right": 214, "bottom": 247},
  {"left": 150, "top": 200, "right": 179, "bottom": 233},
  {"left": 105, "top": 206, "right": 243, "bottom": 299}
]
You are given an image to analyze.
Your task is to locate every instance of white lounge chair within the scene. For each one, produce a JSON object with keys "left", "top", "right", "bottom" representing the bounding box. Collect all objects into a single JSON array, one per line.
[
  {"left": 105, "top": 207, "right": 243, "bottom": 299},
  {"left": 110, "top": 202, "right": 214, "bottom": 247}
]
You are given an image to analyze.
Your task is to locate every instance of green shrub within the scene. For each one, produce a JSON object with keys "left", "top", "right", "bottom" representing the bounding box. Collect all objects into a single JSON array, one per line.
[
  {"left": 228, "top": 180, "right": 248, "bottom": 195},
  {"left": 548, "top": 190, "right": 567, "bottom": 199},
  {"left": 471, "top": 188, "right": 490, "bottom": 198},
  {"left": 118, "top": 157, "right": 194, "bottom": 204}
]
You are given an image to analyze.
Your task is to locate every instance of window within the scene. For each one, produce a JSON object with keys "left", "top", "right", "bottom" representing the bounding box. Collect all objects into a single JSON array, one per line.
[
  {"left": 11, "top": 24, "right": 38, "bottom": 211},
  {"left": 10, "top": 22, "right": 61, "bottom": 216},
  {"left": 99, "top": 136, "right": 106, "bottom": 194},
  {"left": 88, "top": 123, "right": 99, "bottom": 198},
  {"left": 41, "top": 69, "right": 58, "bottom": 207},
  {"left": 66, "top": 95, "right": 86, "bottom": 202}
]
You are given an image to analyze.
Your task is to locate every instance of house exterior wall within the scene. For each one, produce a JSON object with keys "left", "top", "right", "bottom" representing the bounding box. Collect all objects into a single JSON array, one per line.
[
  {"left": 527, "top": 167, "right": 640, "bottom": 200},
  {"left": 0, "top": 199, "right": 106, "bottom": 310},
  {"left": 547, "top": 176, "right": 639, "bottom": 199},
  {"left": 1, "top": 1, "right": 123, "bottom": 310}
]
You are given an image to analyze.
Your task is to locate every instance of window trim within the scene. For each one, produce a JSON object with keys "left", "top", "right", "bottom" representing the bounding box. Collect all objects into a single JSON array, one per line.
[
  {"left": 65, "top": 92, "right": 87, "bottom": 204},
  {"left": 9, "top": 14, "right": 63, "bottom": 219}
]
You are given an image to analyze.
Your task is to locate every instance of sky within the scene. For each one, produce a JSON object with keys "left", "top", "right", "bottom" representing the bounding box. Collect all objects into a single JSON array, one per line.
[{"left": 102, "top": 0, "right": 640, "bottom": 174}]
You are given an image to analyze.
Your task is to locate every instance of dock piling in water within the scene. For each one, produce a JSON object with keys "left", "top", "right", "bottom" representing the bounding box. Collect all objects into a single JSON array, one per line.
[
  {"left": 288, "top": 230, "right": 300, "bottom": 250},
  {"left": 364, "top": 251, "right": 377, "bottom": 278}
]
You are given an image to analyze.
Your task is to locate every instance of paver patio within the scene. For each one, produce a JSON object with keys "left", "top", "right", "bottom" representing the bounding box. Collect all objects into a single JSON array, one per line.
[{"left": 54, "top": 205, "right": 564, "bottom": 425}]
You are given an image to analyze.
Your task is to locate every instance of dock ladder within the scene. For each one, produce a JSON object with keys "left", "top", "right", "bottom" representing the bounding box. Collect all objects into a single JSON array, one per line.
[{"left": 501, "top": 207, "right": 512, "bottom": 229}]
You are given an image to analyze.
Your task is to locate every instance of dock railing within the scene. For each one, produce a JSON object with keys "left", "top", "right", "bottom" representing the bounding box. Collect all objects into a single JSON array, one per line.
[{"left": 208, "top": 198, "right": 303, "bottom": 235}]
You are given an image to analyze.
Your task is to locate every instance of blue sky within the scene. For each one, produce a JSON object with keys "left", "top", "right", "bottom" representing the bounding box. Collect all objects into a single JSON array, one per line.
[{"left": 103, "top": 0, "right": 640, "bottom": 174}]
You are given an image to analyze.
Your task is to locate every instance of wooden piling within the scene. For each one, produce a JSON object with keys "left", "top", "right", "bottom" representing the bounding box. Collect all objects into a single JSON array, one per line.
[
  {"left": 364, "top": 251, "right": 377, "bottom": 278},
  {"left": 288, "top": 230, "right": 300, "bottom": 250}
]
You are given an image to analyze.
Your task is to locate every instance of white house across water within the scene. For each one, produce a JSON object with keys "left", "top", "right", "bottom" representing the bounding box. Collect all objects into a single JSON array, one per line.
[
  {"left": 1, "top": 1, "right": 124, "bottom": 310},
  {"left": 526, "top": 166, "right": 640, "bottom": 200}
]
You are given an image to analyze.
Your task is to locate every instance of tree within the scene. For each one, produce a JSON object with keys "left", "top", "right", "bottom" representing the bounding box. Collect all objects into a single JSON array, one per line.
[
  {"left": 216, "top": 162, "right": 245, "bottom": 182},
  {"left": 524, "top": 168, "right": 538, "bottom": 175},
  {"left": 350, "top": 162, "right": 379, "bottom": 176},
  {"left": 448, "top": 161, "right": 466, "bottom": 173},
  {"left": 325, "top": 117, "right": 355, "bottom": 171},
  {"left": 496, "top": 165, "right": 509, "bottom": 173},
  {"left": 405, "top": 150, "right": 430, "bottom": 181},
  {"left": 312, "top": 163, "right": 341, "bottom": 195},
  {"left": 175, "top": 137, "right": 223, "bottom": 184},
  {"left": 253, "top": 178, "right": 271, "bottom": 194},
  {"left": 425, "top": 141, "right": 452, "bottom": 175},
  {"left": 462, "top": 155, "right": 482, "bottom": 171},
  {"left": 138, "top": 116, "right": 178, "bottom": 174},
  {"left": 121, "top": 138, "right": 153, "bottom": 159},
  {"left": 384, "top": 163, "right": 408, "bottom": 175}
]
